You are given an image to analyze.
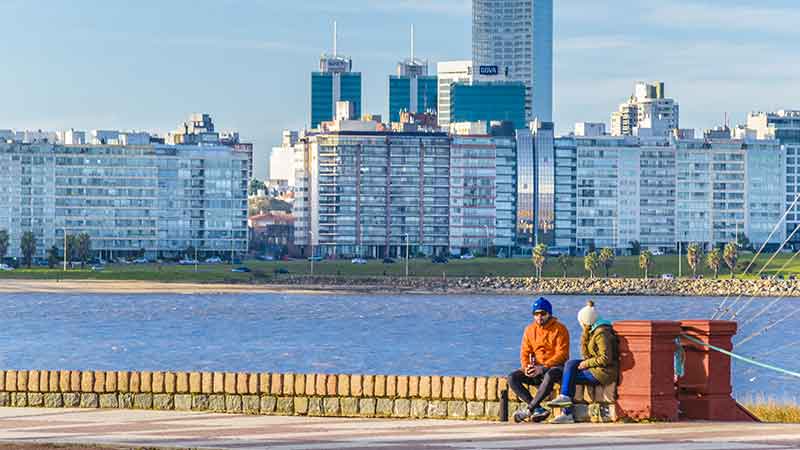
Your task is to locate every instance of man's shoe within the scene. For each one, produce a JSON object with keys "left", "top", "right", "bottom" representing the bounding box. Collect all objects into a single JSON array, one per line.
[
  {"left": 547, "top": 395, "right": 573, "bottom": 407},
  {"left": 531, "top": 406, "right": 550, "bottom": 423},
  {"left": 551, "top": 412, "right": 575, "bottom": 424},
  {"left": 512, "top": 406, "right": 532, "bottom": 423}
]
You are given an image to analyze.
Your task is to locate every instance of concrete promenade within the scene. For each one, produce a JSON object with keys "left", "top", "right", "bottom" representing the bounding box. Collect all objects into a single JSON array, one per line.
[{"left": 0, "top": 408, "right": 798, "bottom": 450}]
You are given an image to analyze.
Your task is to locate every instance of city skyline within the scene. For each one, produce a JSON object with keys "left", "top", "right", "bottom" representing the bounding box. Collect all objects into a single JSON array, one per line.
[{"left": 1, "top": 0, "right": 799, "bottom": 180}]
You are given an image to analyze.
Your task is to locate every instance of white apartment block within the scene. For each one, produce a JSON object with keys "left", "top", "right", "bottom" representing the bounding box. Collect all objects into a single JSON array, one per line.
[
  {"left": 611, "top": 81, "right": 679, "bottom": 138},
  {"left": 436, "top": 61, "right": 473, "bottom": 127}
]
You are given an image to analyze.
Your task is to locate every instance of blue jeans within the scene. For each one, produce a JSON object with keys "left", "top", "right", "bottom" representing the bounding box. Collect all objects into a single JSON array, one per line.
[{"left": 560, "top": 359, "right": 600, "bottom": 415}]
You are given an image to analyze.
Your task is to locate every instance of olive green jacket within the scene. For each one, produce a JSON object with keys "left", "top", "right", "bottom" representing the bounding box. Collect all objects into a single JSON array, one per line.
[{"left": 580, "top": 320, "right": 619, "bottom": 385}]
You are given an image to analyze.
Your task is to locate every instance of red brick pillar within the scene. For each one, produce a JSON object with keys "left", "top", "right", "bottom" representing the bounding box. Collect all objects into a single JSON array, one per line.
[
  {"left": 678, "top": 320, "right": 758, "bottom": 421},
  {"left": 613, "top": 321, "right": 682, "bottom": 421}
]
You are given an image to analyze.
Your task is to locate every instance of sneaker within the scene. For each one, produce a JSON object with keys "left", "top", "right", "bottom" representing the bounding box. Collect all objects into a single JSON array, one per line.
[
  {"left": 551, "top": 412, "right": 575, "bottom": 424},
  {"left": 547, "top": 395, "right": 573, "bottom": 408},
  {"left": 512, "top": 406, "right": 532, "bottom": 423},
  {"left": 531, "top": 406, "right": 551, "bottom": 423}
]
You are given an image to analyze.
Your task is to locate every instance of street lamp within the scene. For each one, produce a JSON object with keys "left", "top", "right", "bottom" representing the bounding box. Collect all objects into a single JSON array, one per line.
[
  {"left": 405, "top": 233, "right": 409, "bottom": 278},
  {"left": 63, "top": 228, "right": 68, "bottom": 271},
  {"left": 309, "top": 230, "right": 314, "bottom": 276},
  {"left": 484, "top": 225, "right": 490, "bottom": 258}
]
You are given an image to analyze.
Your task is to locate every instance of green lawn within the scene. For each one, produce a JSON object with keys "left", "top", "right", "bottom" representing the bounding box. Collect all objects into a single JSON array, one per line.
[{"left": 1, "top": 251, "right": 799, "bottom": 282}]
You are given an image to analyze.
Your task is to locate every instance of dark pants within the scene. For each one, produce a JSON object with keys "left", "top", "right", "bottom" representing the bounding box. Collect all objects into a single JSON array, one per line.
[{"left": 507, "top": 366, "right": 564, "bottom": 409}]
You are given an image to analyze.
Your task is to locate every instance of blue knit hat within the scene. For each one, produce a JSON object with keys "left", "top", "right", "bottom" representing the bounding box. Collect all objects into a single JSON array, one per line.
[{"left": 532, "top": 297, "right": 553, "bottom": 315}]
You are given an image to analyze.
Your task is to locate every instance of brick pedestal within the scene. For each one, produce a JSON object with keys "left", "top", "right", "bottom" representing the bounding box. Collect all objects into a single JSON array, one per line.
[
  {"left": 613, "top": 321, "right": 682, "bottom": 421},
  {"left": 678, "top": 320, "right": 758, "bottom": 421}
]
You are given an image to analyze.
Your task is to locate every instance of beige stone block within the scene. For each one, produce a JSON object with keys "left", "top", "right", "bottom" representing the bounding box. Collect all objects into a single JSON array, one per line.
[
  {"left": 0, "top": 371, "right": 5, "bottom": 391},
  {"left": 467, "top": 401, "right": 485, "bottom": 418},
  {"left": 70, "top": 370, "right": 81, "bottom": 392},
  {"left": 271, "top": 373, "right": 282, "bottom": 395},
  {"left": 323, "top": 397, "right": 340, "bottom": 416},
  {"left": 326, "top": 374, "right": 337, "bottom": 396},
  {"left": 574, "top": 385, "right": 587, "bottom": 403},
  {"left": 80, "top": 371, "right": 93, "bottom": 393},
  {"left": 485, "top": 401, "right": 501, "bottom": 420},
  {"left": 386, "top": 375, "right": 397, "bottom": 398},
  {"left": 396, "top": 376, "right": 409, "bottom": 398},
  {"left": 441, "top": 377, "right": 453, "bottom": 399},
  {"left": 48, "top": 371, "right": 59, "bottom": 392},
  {"left": 213, "top": 372, "right": 225, "bottom": 394},
  {"left": 431, "top": 376, "right": 442, "bottom": 399},
  {"left": 487, "top": 377, "right": 497, "bottom": 401},
  {"left": 140, "top": 371, "right": 152, "bottom": 393},
  {"left": 117, "top": 371, "right": 130, "bottom": 392},
  {"left": 248, "top": 373, "right": 260, "bottom": 394},
  {"left": 283, "top": 373, "right": 295, "bottom": 396},
  {"left": 151, "top": 372, "right": 164, "bottom": 394},
  {"left": 392, "top": 398, "right": 411, "bottom": 418},
  {"left": 359, "top": 398, "right": 376, "bottom": 417},
  {"left": 465, "top": 377, "right": 477, "bottom": 401},
  {"left": 236, "top": 373, "right": 249, "bottom": 395},
  {"left": 337, "top": 374, "right": 350, "bottom": 397},
  {"left": 582, "top": 384, "right": 596, "bottom": 403},
  {"left": 452, "top": 377, "right": 465, "bottom": 400},
  {"left": 314, "top": 374, "right": 326, "bottom": 396},
  {"left": 596, "top": 383, "right": 617, "bottom": 403},
  {"left": 495, "top": 377, "right": 507, "bottom": 401},
  {"left": 201, "top": 372, "right": 213, "bottom": 394},
  {"left": 419, "top": 376, "right": 431, "bottom": 398},
  {"left": 374, "top": 375, "right": 386, "bottom": 397},
  {"left": 105, "top": 371, "right": 117, "bottom": 392},
  {"left": 408, "top": 376, "right": 419, "bottom": 397},
  {"left": 410, "top": 399, "right": 427, "bottom": 418},
  {"left": 224, "top": 372, "right": 237, "bottom": 394},
  {"left": 362, "top": 375, "right": 374, "bottom": 397},
  {"left": 350, "top": 374, "right": 362, "bottom": 397},
  {"left": 376, "top": 398, "right": 393, "bottom": 417},
  {"left": 294, "top": 396, "right": 309, "bottom": 415},
  {"left": 129, "top": 372, "right": 141, "bottom": 393},
  {"left": 176, "top": 372, "right": 189, "bottom": 393},
  {"left": 28, "top": 370, "right": 39, "bottom": 392},
  {"left": 341, "top": 397, "right": 358, "bottom": 416},
  {"left": 188, "top": 372, "right": 202, "bottom": 394},
  {"left": 93, "top": 371, "right": 105, "bottom": 393},
  {"left": 17, "top": 370, "right": 28, "bottom": 391},
  {"left": 164, "top": 372, "right": 176, "bottom": 393},
  {"left": 304, "top": 374, "right": 315, "bottom": 396},
  {"left": 259, "top": 373, "right": 270, "bottom": 395},
  {"left": 293, "top": 374, "right": 305, "bottom": 396},
  {"left": 475, "top": 377, "right": 487, "bottom": 401},
  {"left": 427, "top": 400, "right": 447, "bottom": 418}
]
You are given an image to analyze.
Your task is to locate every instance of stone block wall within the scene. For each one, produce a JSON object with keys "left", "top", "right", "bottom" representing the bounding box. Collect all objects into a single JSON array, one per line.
[{"left": 506, "top": 380, "right": 618, "bottom": 423}]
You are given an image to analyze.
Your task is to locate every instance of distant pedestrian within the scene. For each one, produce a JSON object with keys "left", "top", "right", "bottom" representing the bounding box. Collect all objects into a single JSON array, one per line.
[
  {"left": 508, "top": 297, "right": 570, "bottom": 423},
  {"left": 547, "top": 300, "right": 618, "bottom": 423}
]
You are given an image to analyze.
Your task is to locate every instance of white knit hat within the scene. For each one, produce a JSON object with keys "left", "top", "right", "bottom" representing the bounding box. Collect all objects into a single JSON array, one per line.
[{"left": 577, "top": 300, "right": 599, "bottom": 327}]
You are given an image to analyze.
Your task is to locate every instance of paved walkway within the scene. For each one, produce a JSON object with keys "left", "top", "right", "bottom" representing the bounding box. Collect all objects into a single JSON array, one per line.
[{"left": 0, "top": 408, "right": 798, "bottom": 450}]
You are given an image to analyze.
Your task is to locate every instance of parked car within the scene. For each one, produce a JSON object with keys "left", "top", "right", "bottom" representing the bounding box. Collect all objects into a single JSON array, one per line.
[
  {"left": 351, "top": 258, "right": 367, "bottom": 265},
  {"left": 256, "top": 255, "right": 275, "bottom": 261},
  {"left": 0, "top": 264, "right": 14, "bottom": 271},
  {"left": 460, "top": 253, "right": 475, "bottom": 260},
  {"left": 231, "top": 266, "right": 251, "bottom": 273},
  {"left": 308, "top": 256, "right": 323, "bottom": 262},
  {"left": 546, "top": 250, "right": 562, "bottom": 257},
  {"left": 132, "top": 258, "right": 149, "bottom": 264},
  {"left": 90, "top": 265, "right": 105, "bottom": 272},
  {"left": 431, "top": 255, "right": 448, "bottom": 264},
  {"left": 382, "top": 257, "right": 396, "bottom": 264},
  {"left": 178, "top": 259, "right": 199, "bottom": 266},
  {"left": 661, "top": 273, "right": 674, "bottom": 280},
  {"left": 33, "top": 258, "right": 49, "bottom": 267},
  {"left": 205, "top": 257, "right": 222, "bottom": 264},
  {"left": 649, "top": 249, "right": 664, "bottom": 256},
  {"left": 273, "top": 267, "right": 289, "bottom": 274}
]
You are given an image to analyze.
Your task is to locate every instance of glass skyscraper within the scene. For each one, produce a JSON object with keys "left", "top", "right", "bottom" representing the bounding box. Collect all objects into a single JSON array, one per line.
[
  {"left": 473, "top": 0, "right": 553, "bottom": 122},
  {"left": 311, "top": 55, "right": 362, "bottom": 128},
  {"left": 450, "top": 81, "right": 527, "bottom": 130},
  {"left": 388, "top": 60, "right": 437, "bottom": 123}
]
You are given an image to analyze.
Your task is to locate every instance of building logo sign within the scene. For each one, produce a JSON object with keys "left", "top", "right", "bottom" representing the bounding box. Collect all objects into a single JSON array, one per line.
[{"left": 479, "top": 65, "right": 499, "bottom": 76}]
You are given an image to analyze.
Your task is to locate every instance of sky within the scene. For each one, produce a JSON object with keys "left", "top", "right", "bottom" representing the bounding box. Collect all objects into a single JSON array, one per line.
[{"left": 1, "top": 0, "right": 799, "bottom": 179}]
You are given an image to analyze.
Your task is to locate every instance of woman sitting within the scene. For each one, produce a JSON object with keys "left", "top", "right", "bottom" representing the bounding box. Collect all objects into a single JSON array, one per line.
[{"left": 547, "top": 300, "right": 618, "bottom": 423}]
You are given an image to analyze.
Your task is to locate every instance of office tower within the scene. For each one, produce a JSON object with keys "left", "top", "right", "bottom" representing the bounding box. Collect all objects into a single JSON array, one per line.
[
  {"left": 449, "top": 81, "right": 527, "bottom": 129},
  {"left": 531, "top": 120, "right": 555, "bottom": 246},
  {"left": 610, "top": 81, "right": 679, "bottom": 137},
  {"left": 311, "top": 23, "right": 362, "bottom": 129},
  {"left": 473, "top": 0, "right": 553, "bottom": 122},
  {"left": 437, "top": 61, "right": 473, "bottom": 127},
  {"left": 388, "top": 27, "right": 438, "bottom": 123}
]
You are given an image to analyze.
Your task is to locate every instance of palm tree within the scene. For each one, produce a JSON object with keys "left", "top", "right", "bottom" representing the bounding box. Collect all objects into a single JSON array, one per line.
[
  {"left": 76, "top": 233, "right": 92, "bottom": 268},
  {"left": 584, "top": 251, "right": 599, "bottom": 279},
  {"left": 706, "top": 248, "right": 721, "bottom": 279},
  {"left": 724, "top": 242, "right": 738, "bottom": 279},
  {"left": 599, "top": 248, "right": 615, "bottom": 277},
  {"left": 639, "top": 250, "right": 654, "bottom": 279},
  {"left": 20, "top": 231, "right": 36, "bottom": 268},
  {"left": 687, "top": 243, "right": 702, "bottom": 277},
  {"left": 557, "top": 254, "right": 572, "bottom": 278},
  {"left": 532, "top": 244, "right": 547, "bottom": 279}
]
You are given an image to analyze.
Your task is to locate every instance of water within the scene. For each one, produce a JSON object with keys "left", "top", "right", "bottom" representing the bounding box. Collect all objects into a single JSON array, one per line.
[{"left": 0, "top": 292, "right": 797, "bottom": 400}]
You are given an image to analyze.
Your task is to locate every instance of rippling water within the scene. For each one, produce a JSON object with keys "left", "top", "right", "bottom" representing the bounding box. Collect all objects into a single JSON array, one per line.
[{"left": 0, "top": 292, "right": 797, "bottom": 400}]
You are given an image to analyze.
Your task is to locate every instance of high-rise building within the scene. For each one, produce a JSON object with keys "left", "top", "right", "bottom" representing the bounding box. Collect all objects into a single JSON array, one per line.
[
  {"left": 449, "top": 81, "right": 527, "bottom": 130},
  {"left": 436, "top": 61, "right": 473, "bottom": 127},
  {"left": 610, "top": 81, "right": 679, "bottom": 137},
  {"left": 472, "top": 0, "right": 553, "bottom": 122},
  {"left": 311, "top": 25, "right": 361, "bottom": 129},
  {"left": 388, "top": 28, "right": 438, "bottom": 123}
]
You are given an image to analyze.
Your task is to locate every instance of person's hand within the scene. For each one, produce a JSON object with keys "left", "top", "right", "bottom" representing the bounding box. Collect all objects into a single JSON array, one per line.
[
  {"left": 578, "top": 360, "right": 589, "bottom": 370},
  {"left": 526, "top": 365, "right": 544, "bottom": 377},
  {"left": 524, "top": 364, "right": 536, "bottom": 377}
]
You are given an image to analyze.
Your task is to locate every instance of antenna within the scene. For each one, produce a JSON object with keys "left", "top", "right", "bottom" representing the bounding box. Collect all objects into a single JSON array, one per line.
[
  {"left": 411, "top": 24, "right": 415, "bottom": 61},
  {"left": 333, "top": 21, "right": 338, "bottom": 57}
]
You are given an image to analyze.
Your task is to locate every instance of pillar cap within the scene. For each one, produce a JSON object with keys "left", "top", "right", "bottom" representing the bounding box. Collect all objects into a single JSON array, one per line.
[
  {"left": 680, "top": 320, "right": 737, "bottom": 336},
  {"left": 613, "top": 320, "right": 683, "bottom": 336}
]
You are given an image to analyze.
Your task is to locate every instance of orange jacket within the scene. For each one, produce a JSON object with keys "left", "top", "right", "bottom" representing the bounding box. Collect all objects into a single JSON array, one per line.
[{"left": 519, "top": 317, "right": 570, "bottom": 369}]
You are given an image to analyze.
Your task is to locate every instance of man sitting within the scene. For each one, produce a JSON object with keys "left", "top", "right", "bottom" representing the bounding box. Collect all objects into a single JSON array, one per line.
[{"left": 508, "top": 297, "right": 570, "bottom": 423}]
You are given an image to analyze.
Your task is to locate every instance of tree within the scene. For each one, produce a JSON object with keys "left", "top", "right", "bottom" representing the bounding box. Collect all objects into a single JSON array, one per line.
[
  {"left": 531, "top": 243, "right": 547, "bottom": 279},
  {"left": 629, "top": 240, "right": 642, "bottom": 256},
  {"left": 736, "top": 232, "right": 753, "bottom": 252},
  {"left": 248, "top": 178, "right": 266, "bottom": 196},
  {"left": 724, "top": 241, "right": 738, "bottom": 279},
  {"left": 686, "top": 242, "right": 702, "bottom": 277},
  {"left": 706, "top": 248, "right": 721, "bottom": 279},
  {"left": 599, "top": 248, "right": 615, "bottom": 277},
  {"left": 76, "top": 233, "right": 92, "bottom": 268},
  {"left": 584, "top": 251, "right": 599, "bottom": 278},
  {"left": 0, "top": 229, "right": 8, "bottom": 260},
  {"left": 557, "top": 254, "right": 572, "bottom": 278},
  {"left": 185, "top": 245, "right": 196, "bottom": 260},
  {"left": 47, "top": 245, "right": 59, "bottom": 269},
  {"left": 639, "top": 250, "right": 654, "bottom": 279},
  {"left": 65, "top": 234, "right": 78, "bottom": 262},
  {"left": 20, "top": 231, "right": 36, "bottom": 268},
  {"left": 138, "top": 247, "right": 146, "bottom": 258}
]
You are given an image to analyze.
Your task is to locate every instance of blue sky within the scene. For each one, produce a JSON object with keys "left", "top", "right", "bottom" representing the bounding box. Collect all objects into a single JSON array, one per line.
[{"left": 1, "top": 0, "right": 799, "bottom": 179}]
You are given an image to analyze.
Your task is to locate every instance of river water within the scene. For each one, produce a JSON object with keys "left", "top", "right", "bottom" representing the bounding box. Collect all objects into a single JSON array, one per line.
[{"left": 0, "top": 292, "right": 797, "bottom": 400}]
